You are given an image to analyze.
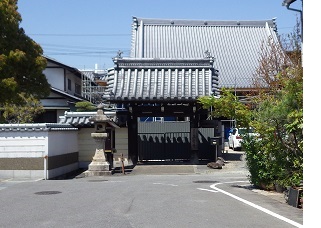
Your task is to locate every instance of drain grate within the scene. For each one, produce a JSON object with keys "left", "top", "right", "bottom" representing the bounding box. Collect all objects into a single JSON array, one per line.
[
  {"left": 193, "top": 180, "right": 218, "bottom": 184},
  {"left": 34, "top": 191, "right": 62, "bottom": 195}
]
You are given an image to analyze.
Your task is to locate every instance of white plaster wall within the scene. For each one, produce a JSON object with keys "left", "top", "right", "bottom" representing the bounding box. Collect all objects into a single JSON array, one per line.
[
  {"left": 56, "top": 110, "right": 66, "bottom": 121},
  {"left": 114, "top": 128, "right": 131, "bottom": 167},
  {"left": 114, "top": 128, "right": 129, "bottom": 158},
  {"left": 0, "top": 126, "right": 79, "bottom": 179},
  {"left": 0, "top": 131, "right": 48, "bottom": 158},
  {"left": 46, "top": 130, "right": 78, "bottom": 179},
  {"left": 0, "top": 130, "right": 48, "bottom": 179},
  {"left": 78, "top": 128, "right": 96, "bottom": 168},
  {"left": 78, "top": 127, "right": 130, "bottom": 168},
  {"left": 48, "top": 131, "right": 78, "bottom": 156}
]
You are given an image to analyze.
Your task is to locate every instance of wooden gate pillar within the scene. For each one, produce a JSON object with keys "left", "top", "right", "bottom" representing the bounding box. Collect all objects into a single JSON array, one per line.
[
  {"left": 127, "top": 112, "right": 138, "bottom": 165},
  {"left": 214, "top": 120, "right": 223, "bottom": 157},
  {"left": 190, "top": 112, "right": 199, "bottom": 164}
]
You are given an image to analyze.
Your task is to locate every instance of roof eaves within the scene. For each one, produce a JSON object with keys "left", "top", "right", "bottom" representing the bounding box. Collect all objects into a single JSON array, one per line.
[
  {"left": 133, "top": 16, "right": 276, "bottom": 27},
  {"left": 45, "top": 56, "right": 82, "bottom": 78},
  {"left": 50, "top": 87, "right": 84, "bottom": 101}
]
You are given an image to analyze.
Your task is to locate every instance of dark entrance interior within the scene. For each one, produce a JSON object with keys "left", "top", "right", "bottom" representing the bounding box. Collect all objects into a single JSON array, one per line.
[
  {"left": 137, "top": 121, "right": 217, "bottom": 163},
  {"left": 115, "top": 102, "right": 222, "bottom": 165}
]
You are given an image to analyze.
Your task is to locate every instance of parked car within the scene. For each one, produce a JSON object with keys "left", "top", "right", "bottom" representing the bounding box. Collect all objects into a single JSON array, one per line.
[{"left": 228, "top": 127, "right": 258, "bottom": 151}]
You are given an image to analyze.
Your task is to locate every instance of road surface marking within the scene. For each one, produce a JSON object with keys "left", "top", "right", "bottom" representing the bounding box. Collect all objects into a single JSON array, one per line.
[
  {"left": 153, "top": 183, "right": 178, "bottom": 186},
  {"left": 209, "top": 181, "right": 303, "bottom": 228},
  {"left": 197, "top": 188, "right": 219, "bottom": 193}
]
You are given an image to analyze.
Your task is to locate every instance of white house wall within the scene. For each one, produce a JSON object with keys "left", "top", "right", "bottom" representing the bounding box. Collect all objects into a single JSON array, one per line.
[
  {"left": 66, "top": 71, "right": 82, "bottom": 96},
  {"left": 44, "top": 62, "right": 82, "bottom": 96},
  {"left": 44, "top": 67, "right": 65, "bottom": 90}
]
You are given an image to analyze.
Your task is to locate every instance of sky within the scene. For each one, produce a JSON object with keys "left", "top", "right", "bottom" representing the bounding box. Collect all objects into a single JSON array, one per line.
[{"left": 17, "top": 0, "right": 303, "bottom": 71}]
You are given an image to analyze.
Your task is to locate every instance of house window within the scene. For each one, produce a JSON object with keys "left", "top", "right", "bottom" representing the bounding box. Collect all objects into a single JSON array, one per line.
[
  {"left": 67, "top": 79, "right": 71, "bottom": 90},
  {"left": 34, "top": 110, "right": 57, "bottom": 123},
  {"left": 75, "top": 83, "right": 81, "bottom": 95}
]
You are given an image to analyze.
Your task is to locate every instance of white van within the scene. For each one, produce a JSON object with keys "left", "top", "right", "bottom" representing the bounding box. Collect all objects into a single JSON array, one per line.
[{"left": 228, "top": 128, "right": 257, "bottom": 150}]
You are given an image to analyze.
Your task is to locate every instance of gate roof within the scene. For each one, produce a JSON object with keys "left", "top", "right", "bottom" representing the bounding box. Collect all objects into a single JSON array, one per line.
[{"left": 103, "top": 57, "right": 219, "bottom": 103}]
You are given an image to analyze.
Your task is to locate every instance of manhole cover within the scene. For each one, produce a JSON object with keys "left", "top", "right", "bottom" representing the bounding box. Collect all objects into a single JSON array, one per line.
[
  {"left": 193, "top": 180, "right": 218, "bottom": 183},
  {"left": 34, "top": 191, "right": 62, "bottom": 195}
]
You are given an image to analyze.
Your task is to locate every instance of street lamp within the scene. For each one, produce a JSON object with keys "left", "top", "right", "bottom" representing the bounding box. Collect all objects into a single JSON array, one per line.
[
  {"left": 282, "top": 0, "right": 303, "bottom": 42},
  {"left": 282, "top": 0, "right": 297, "bottom": 7}
]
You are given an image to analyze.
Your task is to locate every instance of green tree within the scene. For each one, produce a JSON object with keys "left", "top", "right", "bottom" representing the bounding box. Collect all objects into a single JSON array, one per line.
[
  {"left": 197, "top": 88, "right": 251, "bottom": 128},
  {"left": 2, "top": 92, "right": 45, "bottom": 123},
  {"left": 242, "top": 24, "right": 303, "bottom": 188},
  {"left": 75, "top": 101, "right": 96, "bottom": 112},
  {"left": 245, "top": 67, "right": 303, "bottom": 188},
  {"left": 198, "top": 24, "right": 303, "bottom": 189},
  {"left": 0, "top": 0, "right": 50, "bottom": 106}
]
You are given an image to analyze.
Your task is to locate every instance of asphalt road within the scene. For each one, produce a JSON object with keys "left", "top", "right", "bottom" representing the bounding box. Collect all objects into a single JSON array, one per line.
[{"left": 0, "top": 154, "right": 303, "bottom": 228}]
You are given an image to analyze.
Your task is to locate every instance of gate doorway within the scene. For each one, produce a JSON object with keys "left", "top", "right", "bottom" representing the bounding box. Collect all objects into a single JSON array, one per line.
[
  {"left": 137, "top": 121, "right": 216, "bottom": 162},
  {"left": 138, "top": 132, "right": 190, "bottom": 161}
]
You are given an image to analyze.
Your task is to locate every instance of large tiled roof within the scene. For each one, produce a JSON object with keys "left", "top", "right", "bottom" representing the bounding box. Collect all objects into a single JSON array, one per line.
[
  {"left": 130, "top": 17, "right": 279, "bottom": 88},
  {"left": 103, "top": 57, "right": 219, "bottom": 102}
]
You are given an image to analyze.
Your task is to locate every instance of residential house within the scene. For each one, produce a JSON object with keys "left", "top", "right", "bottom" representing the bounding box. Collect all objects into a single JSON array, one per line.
[{"left": 36, "top": 57, "right": 88, "bottom": 123}]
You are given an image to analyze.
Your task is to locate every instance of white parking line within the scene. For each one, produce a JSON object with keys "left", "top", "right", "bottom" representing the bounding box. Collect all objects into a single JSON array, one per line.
[
  {"left": 208, "top": 181, "right": 303, "bottom": 228},
  {"left": 1, "top": 178, "right": 43, "bottom": 182},
  {"left": 153, "top": 183, "right": 178, "bottom": 186},
  {"left": 197, "top": 188, "right": 219, "bottom": 193}
]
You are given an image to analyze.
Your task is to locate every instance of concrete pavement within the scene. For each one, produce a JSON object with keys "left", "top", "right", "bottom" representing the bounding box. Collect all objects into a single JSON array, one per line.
[
  {"left": 0, "top": 150, "right": 303, "bottom": 227},
  {"left": 0, "top": 150, "right": 289, "bottom": 208},
  {"left": 127, "top": 150, "right": 287, "bottom": 206}
]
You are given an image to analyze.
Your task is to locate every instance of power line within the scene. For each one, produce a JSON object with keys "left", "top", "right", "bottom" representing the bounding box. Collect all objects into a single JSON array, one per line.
[
  {"left": 38, "top": 42, "right": 131, "bottom": 57},
  {"left": 28, "top": 33, "right": 131, "bottom": 37},
  {"left": 45, "top": 51, "right": 130, "bottom": 56},
  {"left": 42, "top": 43, "right": 129, "bottom": 51}
]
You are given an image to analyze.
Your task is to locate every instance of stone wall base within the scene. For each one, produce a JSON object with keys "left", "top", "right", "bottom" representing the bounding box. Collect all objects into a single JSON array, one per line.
[{"left": 83, "top": 170, "right": 114, "bottom": 177}]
